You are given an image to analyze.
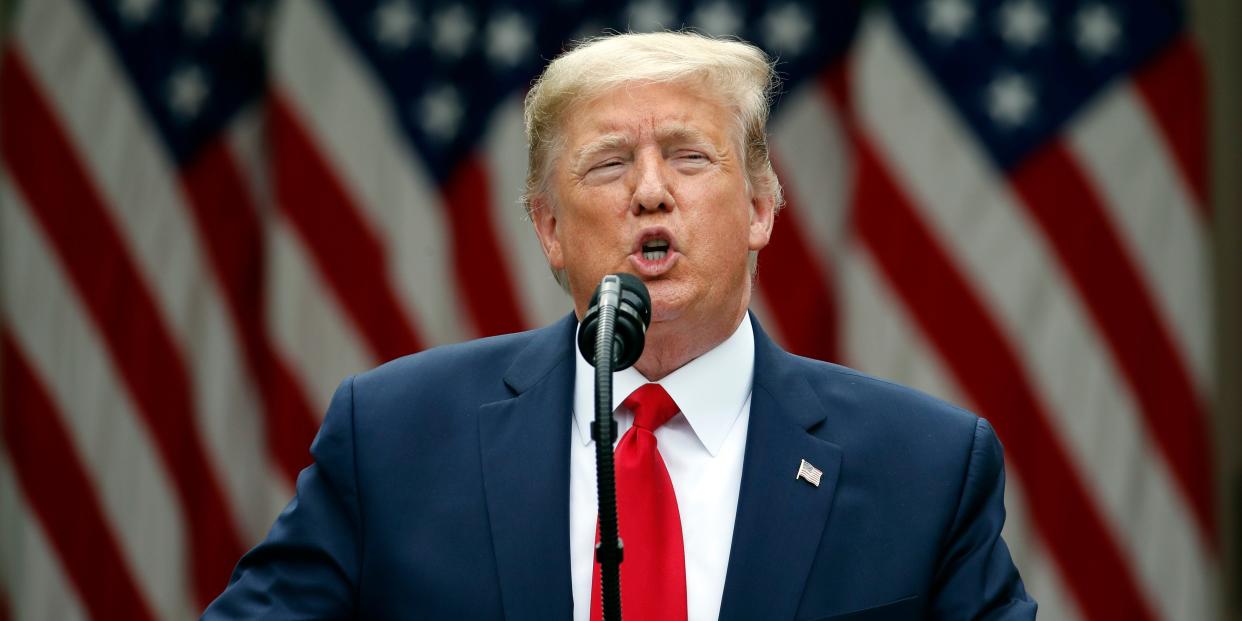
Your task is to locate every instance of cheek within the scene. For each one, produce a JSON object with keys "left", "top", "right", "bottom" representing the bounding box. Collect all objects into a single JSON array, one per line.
[
  {"left": 703, "top": 195, "right": 756, "bottom": 243},
  {"left": 556, "top": 216, "right": 613, "bottom": 269},
  {"left": 562, "top": 192, "right": 630, "bottom": 240}
]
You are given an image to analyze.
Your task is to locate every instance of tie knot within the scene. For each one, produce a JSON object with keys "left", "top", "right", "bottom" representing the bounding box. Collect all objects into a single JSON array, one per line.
[{"left": 622, "top": 383, "right": 680, "bottom": 431}]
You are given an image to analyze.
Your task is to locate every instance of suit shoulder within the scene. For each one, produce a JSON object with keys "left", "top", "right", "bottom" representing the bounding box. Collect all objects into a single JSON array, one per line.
[
  {"left": 348, "top": 319, "right": 568, "bottom": 410},
  {"left": 359, "top": 328, "right": 530, "bottom": 383},
  {"left": 788, "top": 354, "right": 980, "bottom": 441}
]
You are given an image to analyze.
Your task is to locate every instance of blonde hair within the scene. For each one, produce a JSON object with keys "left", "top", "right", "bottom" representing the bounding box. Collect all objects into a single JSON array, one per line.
[{"left": 521, "top": 31, "right": 784, "bottom": 217}]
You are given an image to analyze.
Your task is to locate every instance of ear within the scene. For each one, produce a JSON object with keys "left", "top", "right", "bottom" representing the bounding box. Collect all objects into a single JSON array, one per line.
[
  {"left": 747, "top": 192, "right": 776, "bottom": 252},
  {"left": 529, "top": 195, "right": 565, "bottom": 270}
]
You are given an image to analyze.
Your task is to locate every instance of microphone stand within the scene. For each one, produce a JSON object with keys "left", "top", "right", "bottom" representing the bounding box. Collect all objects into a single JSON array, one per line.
[{"left": 591, "top": 281, "right": 624, "bottom": 621}]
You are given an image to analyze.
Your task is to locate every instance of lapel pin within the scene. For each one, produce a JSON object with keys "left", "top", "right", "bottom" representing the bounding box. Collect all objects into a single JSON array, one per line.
[{"left": 796, "top": 459, "right": 823, "bottom": 487}]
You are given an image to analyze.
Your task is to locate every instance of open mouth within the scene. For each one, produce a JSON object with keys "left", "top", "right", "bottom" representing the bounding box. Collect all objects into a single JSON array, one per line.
[
  {"left": 630, "top": 229, "right": 678, "bottom": 276},
  {"left": 641, "top": 238, "right": 670, "bottom": 261}
]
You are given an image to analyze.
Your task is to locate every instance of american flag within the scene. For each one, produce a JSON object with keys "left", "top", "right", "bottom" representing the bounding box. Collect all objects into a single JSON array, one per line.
[
  {"left": 0, "top": 0, "right": 1215, "bottom": 619},
  {"left": 797, "top": 459, "right": 823, "bottom": 487}
]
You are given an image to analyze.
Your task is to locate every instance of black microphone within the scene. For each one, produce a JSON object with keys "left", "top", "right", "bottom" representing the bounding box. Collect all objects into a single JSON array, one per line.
[
  {"left": 577, "top": 273, "right": 651, "bottom": 371},
  {"left": 577, "top": 273, "right": 651, "bottom": 621}
]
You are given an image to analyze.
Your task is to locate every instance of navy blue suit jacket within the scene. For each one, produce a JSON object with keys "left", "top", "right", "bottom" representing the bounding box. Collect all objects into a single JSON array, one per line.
[{"left": 203, "top": 314, "right": 1035, "bottom": 620}]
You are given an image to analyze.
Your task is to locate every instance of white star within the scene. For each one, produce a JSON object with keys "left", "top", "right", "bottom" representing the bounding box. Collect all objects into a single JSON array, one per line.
[
  {"left": 986, "top": 72, "right": 1036, "bottom": 129},
  {"left": 183, "top": 0, "right": 219, "bottom": 38},
  {"left": 761, "top": 4, "right": 813, "bottom": 56},
  {"left": 486, "top": 12, "right": 534, "bottom": 68},
  {"left": 418, "top": 84, "right": 463, "bottom": 143},
  {"left": 626, "top": 0, "right": 675, "bottom": 32},
  {"left": 166, "top": 65, "right": 210, "bottom": 122},
  {"left": 1075, "top": 4, "right": 1122, "bottom": 60},
  {"left": 998, "top": 0, "right": 1048, "bottom": 50},
  {"left": 372, "top": 0, "right": 420, "bottom": 51},
  {"left": 925, "top": 0, "right": 974, "bottom": 43},
  {"left": 431, "top": 5, "right": 475, "bottom": 59},
  {"left": 117, "top": 0, "right": 158, "bottom": 26},
  {"left": 691, "top": 1, "right": 742, "bottom": 37}
]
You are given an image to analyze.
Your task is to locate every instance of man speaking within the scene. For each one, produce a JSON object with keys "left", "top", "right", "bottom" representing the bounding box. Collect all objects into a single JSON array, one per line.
[{"left": 203, "top": 32, "right": 1035, "bottom": 620}]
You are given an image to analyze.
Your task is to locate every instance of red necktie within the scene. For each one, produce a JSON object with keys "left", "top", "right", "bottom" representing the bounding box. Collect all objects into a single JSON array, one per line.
[{"left": 590, "top": 383, "right": 688, "bottom": 621}]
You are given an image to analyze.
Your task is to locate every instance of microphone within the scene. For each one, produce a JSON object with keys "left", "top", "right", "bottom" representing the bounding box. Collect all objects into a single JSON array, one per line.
[
  {"left": 577, "top": 273, "right": 651, "bottom": 621},
  {"left": 577, "top": 273, "right": 651, "bottom": 371}
]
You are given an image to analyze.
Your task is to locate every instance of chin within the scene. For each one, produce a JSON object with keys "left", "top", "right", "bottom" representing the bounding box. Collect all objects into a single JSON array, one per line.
[
  {"left": 649, "top": 306, "right": 680, "bottom": 325},
  {"left": 646, "top": 286, "right": 690, "bottom": 324}
]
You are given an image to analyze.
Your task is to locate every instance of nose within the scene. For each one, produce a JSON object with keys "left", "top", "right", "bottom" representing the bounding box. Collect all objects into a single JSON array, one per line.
[{"left": 630, "top": 149, "right": 675, "bottom": 214}]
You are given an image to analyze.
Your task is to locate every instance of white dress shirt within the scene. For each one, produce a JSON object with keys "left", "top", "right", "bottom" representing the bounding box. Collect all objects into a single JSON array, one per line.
[{"left": 570, "top": 315, "right": 754, "bottom": 621}]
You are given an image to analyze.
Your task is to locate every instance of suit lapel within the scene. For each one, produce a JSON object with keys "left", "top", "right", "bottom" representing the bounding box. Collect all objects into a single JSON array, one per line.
[
  {"left": 478, "top": 315, "right": 577, "bottom": 620},
  {"left": 719, "top": 317, "right": 843, "bottom": 621}
]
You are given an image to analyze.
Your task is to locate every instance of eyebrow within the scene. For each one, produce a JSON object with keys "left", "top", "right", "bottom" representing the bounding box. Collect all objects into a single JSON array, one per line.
[
  {"left": 654, "top": 124, "right": 714, "bottom": 148},
  {"left": 572, "top": 133, "right": 633, "bottom": 170},
  {"left": 572, "top": 125, "right": 719, "bottom": 170}
]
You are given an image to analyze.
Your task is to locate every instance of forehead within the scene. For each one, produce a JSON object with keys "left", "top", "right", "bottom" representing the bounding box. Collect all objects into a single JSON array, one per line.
[{"left": 562, "top": 81, "right": 734, "bottom": 145}]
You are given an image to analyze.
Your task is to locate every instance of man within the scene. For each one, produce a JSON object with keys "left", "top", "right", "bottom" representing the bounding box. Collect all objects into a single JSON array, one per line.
[{"left": 203, "top": 32, "right": 1035, "bottom": 620}]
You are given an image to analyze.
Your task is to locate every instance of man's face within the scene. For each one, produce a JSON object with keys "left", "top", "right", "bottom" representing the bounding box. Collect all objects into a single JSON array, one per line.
[{"left": 531, "top": 81, "right": 775, "bottom": 332}]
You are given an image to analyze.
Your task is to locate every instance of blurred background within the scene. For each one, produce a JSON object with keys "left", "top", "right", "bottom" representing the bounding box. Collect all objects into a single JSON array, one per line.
[{"left": 0, "top": 0, "right": 1237, "bottom": 619}]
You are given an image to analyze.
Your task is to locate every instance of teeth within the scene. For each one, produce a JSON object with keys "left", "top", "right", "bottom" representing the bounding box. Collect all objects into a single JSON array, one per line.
[{"left": 640, "top": 238, "right": 670, "bottom": 261}]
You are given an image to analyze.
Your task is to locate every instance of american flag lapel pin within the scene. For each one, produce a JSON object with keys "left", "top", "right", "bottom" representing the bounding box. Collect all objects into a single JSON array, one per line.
[{"left": 796, "top": 459, "right": 823, "bottom": 487}]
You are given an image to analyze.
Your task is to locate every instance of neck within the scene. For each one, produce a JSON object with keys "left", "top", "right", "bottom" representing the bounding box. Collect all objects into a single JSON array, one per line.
[{"left": 633, "top": 303, "right": 748, "bottom": 381}]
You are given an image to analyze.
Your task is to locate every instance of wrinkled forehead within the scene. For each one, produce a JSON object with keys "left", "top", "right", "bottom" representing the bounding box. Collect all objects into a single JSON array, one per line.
[{"left": 557, "top": 79, "right": 742, "bottom": 151}]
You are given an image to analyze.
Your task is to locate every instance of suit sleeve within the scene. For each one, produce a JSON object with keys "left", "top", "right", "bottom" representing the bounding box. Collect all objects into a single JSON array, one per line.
[
  {"left": 929, "top": 417, "right": 1037, "bottom": 620},
  {"left": 200, "top": 377, "right": 362, "bottom": 620}
]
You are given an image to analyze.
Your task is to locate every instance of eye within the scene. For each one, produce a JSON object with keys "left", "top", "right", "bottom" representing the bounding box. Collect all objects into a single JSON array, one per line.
[
  {"left": 673, "top": 151, "right": 711, "bottom": 169},
  {"left": 590, "top": 159, "right": 623, "bottom": 171}
]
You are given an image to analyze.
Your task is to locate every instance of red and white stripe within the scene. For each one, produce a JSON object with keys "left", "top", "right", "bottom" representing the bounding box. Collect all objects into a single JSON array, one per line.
[
  {"left": 763, "top": 72, "right": 857, "bottom": 358},
  {"left": 13, "top": 0, "right": 287, "bottom": 540},
  {"left": 2, "top": 0, "right": 310, "bottom": 612},
  {"left": 0, "top": 456, "right": 90, "bottom": 621},
  {"left": 841, "top": 12, "right": 1215, "bottom": 620},
  {"left": 1067, "top": 77, "right": 1212, "bottom": 393},
  {"left": 2, "top": 179, "right": 189, "bottom": 619},
  {"left": 272, "top": 0, "right": 464, "bottom": 352}
]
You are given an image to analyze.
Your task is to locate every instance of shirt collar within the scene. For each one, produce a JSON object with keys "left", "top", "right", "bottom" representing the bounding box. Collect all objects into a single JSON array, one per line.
[{"left": 572, "top": 314, "right": 754, "bottom": 456}]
